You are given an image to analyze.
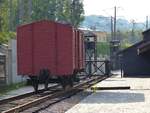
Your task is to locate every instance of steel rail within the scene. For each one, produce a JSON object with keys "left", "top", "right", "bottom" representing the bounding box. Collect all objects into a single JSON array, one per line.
[{"left": 2, "top": 76, "right": 107, "bottom": 113}]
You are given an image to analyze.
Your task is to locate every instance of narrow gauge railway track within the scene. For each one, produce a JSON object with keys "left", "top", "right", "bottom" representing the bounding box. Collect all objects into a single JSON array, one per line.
[
  {"left": 0, "top": 75, "right": 87, "bottom": 106},
  {"left": 0, "top": 75, "right": 107, "bottom": 113},
  {"left": 0, "top": 84, "right": 60, "bottom": 105},
  {"left": 0, "top": 75, "right": 86, "bottom": 106}
]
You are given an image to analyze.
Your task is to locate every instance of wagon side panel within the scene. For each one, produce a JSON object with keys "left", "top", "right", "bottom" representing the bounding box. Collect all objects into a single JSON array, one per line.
[
  {"left": 56, "top": 24, "right": 74, "bottom": 76},
  {"left": 81, "top": 32, "right": 85, "bottom": 69},
  {"left": 75, "top": 29, "right": 79, "bottom": 71},
  {"left": 32, "top": 21, "right": 57, "bottom": 75},
  {"left": 17, "top": 25, "right": 33, "bottom": 75},
  {"left": 78, "top": 31, "right": 85, "bottom": 70}
]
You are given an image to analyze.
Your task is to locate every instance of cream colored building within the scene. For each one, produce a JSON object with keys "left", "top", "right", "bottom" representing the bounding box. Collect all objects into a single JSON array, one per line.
[{"left": 93, "top": 31, "right": 107, "bottom": 42}]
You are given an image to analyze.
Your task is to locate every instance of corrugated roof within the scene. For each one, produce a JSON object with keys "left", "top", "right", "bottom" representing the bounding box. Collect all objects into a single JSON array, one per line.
[
  {"left": 0, "top": 52, "right": 5, "bottom": 56},
  {"left": 118, "top": 41, "right": 143, "bottom": 54}
]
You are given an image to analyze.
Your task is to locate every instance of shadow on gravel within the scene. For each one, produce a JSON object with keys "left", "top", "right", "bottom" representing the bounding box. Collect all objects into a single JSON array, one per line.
[{"left": 82, "top": 91, "right": 145, "bottom": 104}]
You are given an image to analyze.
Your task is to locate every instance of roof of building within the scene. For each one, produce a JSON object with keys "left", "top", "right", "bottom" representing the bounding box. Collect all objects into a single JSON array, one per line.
[
  {"left": 0, "top": 52, "right": 5, "bottom": 56},
  {"left": 137, "top": 41, "right": 150, "bottom": 54},
  {"left": 118, "top": 41, "right": 143, "bottom": 54},
  {"left": 83, "top": 30, "right": 97, "bottom": 37},
  {"left": 142, "top": 28, "right": 150, "bottom": 35}
]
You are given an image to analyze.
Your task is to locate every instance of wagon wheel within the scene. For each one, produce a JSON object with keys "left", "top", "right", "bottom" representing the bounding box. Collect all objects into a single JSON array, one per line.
[
  {"left": 59, "top": 76, "right": 73, "bottom": 90},
  {"left": 39, "top": 69, "right": 50, "bottom": 90},
  {"left": 65, "top": 76, "right": 73, "bottom": 90},
  {"left": 34, "top": 80, "right": 39, "bottom": 93},
  {"left": 29, "top": 76, "right": 39, "bottom": 93}
]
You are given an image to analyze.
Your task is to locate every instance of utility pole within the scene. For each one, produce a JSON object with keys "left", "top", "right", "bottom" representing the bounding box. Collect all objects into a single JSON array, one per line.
[
  {"left": 114, "top": 6, "right": 117, "bottom": 40},
  {"left": 146, "top": 16, "right": 148, "bottom": 30},
  {"left": 131, "top": 20, "right": 135, "bottom": 37},
  {"left": 111, "top": 16, "right": 114, "bottom": 40}
]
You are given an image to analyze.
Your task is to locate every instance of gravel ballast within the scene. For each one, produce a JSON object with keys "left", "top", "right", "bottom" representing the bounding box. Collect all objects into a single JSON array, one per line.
[{"left": 21, "top": 90, "right": 92, "bottom": 113}]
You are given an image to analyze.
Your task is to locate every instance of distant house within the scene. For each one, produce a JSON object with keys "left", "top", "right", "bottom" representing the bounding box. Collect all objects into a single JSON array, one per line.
[
  {"left": 81, "top": 29, "right": 107, "bottom": 42},
  {"left": 119, "top": 29, "right": 150, "bottom": 77},
  {"left": 93, "top": 31, "right": 107, "bottom": 42}
]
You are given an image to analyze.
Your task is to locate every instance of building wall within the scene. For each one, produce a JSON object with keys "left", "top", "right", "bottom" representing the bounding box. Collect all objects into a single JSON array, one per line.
[
  {"left": 93, "top": 31, "right": 107, "bottom": 42},
  {"left": 143, "top": 30, "right": 150, "bottom": 41},
  {"left": 122, "top": 45, "right": 150, "bottom": 76},
  {"left": 6, "top": 39, "right": 26, "bottom": 85}
]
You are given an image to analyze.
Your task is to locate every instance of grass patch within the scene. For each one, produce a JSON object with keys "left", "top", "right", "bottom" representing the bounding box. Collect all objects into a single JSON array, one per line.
[
  {"left": 97, "top": 42, "right": 110, "bottom": 56},
  {"left": 0, "top": 82, "right": 26, "bottom": 96}
]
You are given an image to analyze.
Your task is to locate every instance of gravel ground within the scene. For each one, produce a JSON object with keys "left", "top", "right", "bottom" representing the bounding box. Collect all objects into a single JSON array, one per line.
[{"left": 21, "top": 90, "right": 92, "bottom": 113}]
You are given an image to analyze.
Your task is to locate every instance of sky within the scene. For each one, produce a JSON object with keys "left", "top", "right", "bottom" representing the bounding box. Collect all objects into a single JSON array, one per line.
[{"left": 83, "top": 0, "right": 150, "bottom": 22}]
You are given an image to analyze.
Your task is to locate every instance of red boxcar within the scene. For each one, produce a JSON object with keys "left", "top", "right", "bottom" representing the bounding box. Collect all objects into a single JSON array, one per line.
[
  {"left": 17, "top": 20, "right": 85, "bottom": 91},
  {"left": 17, "top": 20, "right": 77, "bottom": 76}
]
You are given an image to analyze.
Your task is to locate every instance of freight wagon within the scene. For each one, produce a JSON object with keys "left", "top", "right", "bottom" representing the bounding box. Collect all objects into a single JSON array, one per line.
[{"left": 17, "top": 20, "right": 85, "bottom": 92}]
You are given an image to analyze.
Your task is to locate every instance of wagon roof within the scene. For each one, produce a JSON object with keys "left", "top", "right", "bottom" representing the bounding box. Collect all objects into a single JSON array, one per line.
[{"left": 17, "top": 20, "right": 73, "bottom": 29}]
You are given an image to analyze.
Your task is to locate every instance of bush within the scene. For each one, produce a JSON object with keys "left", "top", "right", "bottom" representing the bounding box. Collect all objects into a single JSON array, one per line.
[
  {"left": 0, "top": 32, "right": 16, "bottom": 44},
  {"left": 121, "top": 43, "right": 132, "bottom": 49},
  {"left": 96, "top": 42, "right": 110, "bottom": 56}
]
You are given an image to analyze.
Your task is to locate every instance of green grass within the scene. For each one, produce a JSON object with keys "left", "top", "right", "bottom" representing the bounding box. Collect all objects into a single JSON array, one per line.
[
  {"left": 0, "top": 82, "right": 26, "bottom": 96},
  {"left": 96, "top": 42, "right": 110, "bottom": 56}
]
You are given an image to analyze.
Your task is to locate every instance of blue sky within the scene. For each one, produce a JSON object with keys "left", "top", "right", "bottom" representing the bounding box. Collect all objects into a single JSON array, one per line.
[{"left": 83, "top": 0, "right": 150, "bottom": 22}]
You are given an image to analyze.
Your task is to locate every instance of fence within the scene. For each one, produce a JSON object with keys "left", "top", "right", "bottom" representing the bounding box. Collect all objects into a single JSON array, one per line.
[{"left": 85, "top": 59, "right": 110, "bottom": 76}]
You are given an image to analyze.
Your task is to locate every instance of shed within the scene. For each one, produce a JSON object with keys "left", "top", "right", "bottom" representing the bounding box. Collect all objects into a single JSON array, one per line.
[{"left": 119, "top": 29, "right": 150, "bottom": 77}]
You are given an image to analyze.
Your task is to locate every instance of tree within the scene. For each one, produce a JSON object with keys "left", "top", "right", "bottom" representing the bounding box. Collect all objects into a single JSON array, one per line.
[
  {"left": 0, "top": 0, "right": 85, "bottom": 32},
  {"left": 0, "top": 0, "right": 9, "bottom": 31},
  {"left": 70, "top": 0, "right": 84, "bottom": 27},
  {"left": 31, "top": 0, "right": 57, "bottom": 21}
]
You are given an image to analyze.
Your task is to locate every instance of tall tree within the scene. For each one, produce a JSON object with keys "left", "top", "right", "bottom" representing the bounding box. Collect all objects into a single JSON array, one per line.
[
  {"left": 9, "top": 0, "right": 13, "bottom": 31},
  {"left": 70, "top": 0, "right": 84, "bottom": 27},
  {"left": 18, "top": 0, "right": 24, "bottom": 24},
  {"left": 28, "top": 0, "right": 32, "bottom": 21},
  {"left": 56, "top": 0, "right": 84, "bottom": 27},
  {"left": 32, "top": 0, "right": 57, "bottom": 21},
  {"left": 0, "top": 0, "right": 85, "bottom": 32},
  {"left": 0, "top": 0, "right": 9, "bottom": 31},
  {"left": 0, "top": 0, "right": 5, "bottom": 31}
]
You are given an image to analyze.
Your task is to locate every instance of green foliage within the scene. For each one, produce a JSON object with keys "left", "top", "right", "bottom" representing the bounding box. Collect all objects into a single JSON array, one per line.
[
  {"left": 0, "top": 0, "right": 9, "bottom": 31},
  {"left": 70, "top": 0, "right": 84, "bottom": 27},
  {"left": 0, "top": 32, "right": 16, "bottom": 44},
  {"left": 31, "top": 0, "right": 84, "bottom": 27},
  {"left": 0, "top": 0, "right": 84, "bottom": 43},
  {"left": 2, "top": 0, "right": 84, "bottom": 29},
  {"left": 107, "top": 29, "right": 143, "bottom": 49},
  {"left": 97, "top": 42, "right": 110, "bottom": 56},
  {"left": 32, "top": 0, "right": 57, "bottom": 21},
  {"left": 121, "top": 43, "right": 132, "bottom": 49}
]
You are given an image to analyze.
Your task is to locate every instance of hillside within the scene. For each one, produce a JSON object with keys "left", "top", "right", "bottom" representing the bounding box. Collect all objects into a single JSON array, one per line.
[{"left": 81, "top": 15, "right": 145, "bottom": 32}]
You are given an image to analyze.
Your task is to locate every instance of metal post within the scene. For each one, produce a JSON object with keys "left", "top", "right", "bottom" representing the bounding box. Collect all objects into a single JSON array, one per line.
[
  {"left": 105, "top": 60, "right": 110, "bottom": 76},
  {"left": 111, "top": 16, "right": 114, "bottom": 40},
  {"left": 94, "top": 36, "right": 97, "bottom": 73},
  {"left": 146, "top": 16, "right": 148, "bottom": 30},
  {"left": 114, "top": 6, "right": 116, "bottom": 40}
]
